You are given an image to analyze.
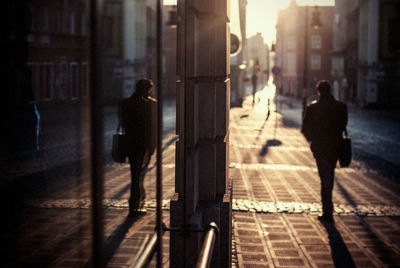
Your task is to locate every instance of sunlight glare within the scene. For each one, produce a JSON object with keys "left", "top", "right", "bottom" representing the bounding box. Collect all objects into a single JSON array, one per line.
[
  {"left": 254, "top": 77, "right": 276, "bottom": 114},
  {"left": 246, "top": 0, "right": 334, "bottom": 45}
]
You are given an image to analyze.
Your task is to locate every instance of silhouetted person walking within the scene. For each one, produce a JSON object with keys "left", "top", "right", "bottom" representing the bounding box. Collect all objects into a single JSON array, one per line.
[
  {"left": 119, "top": 79, "right": 157, "bottom": 216},
  {"left": 251, "top": 73, "right": 258, "bottom": 105},
  {"left": 301, "top": 80, "right": 347, "bottom": 223}
]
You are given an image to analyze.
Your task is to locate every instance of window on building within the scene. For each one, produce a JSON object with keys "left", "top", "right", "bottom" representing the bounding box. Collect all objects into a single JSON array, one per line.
[
  {"left": 287, "top": 36, "right": 296, "bottom": 50},
  {"left": 286, "top": 52, "right": 296, "bottom": 75},
  {"left": 39, "top": 63, "right": 54, "bottom": 101},
  {"left": 70, "top": 63, "right": 79, "bottom": 99},
  {"left": 63, "top": 9, "right": 69, "bottom": 34},
  {"left": 81, "top": 14, "right": 87, "bottom": 36},
  {"left": 104, "top": 16, "right": 114, "bottom": 47},
  {"left": 57, "top": 62, "right": 69, "bottom": 100},
  {"left": 30, "top": 6, "right": 38, "bottom": 32},
  {"left": 311, "top": 54, "right": 321, "bottom": 70},
  {"left": 311, "top": 35, "right": 322, "bottom": 49},
  {"left": 81, "top": 63, "right": 88, "bottom": 97},
  {"left": 27, "top": 63, "right": 40, "bottom": 100},
  {"left": 335, "top": 14, "right": 340, "bottom": 26},
  {"left": 70, "top": 12, "right": 76, "bottom": 35},
  {"left": 53, "top": 9, "right": 63, "bottom": 34},
  {"left": 43, "top": 8, "right": 50, "bottom": 33}
]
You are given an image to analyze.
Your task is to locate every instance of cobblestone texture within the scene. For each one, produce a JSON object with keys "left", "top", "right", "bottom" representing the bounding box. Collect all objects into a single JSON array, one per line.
[
  {"left": 3, "top": 88, "right": 400, "bottom": 267},
  {"left": 229, "top": 89, "right": 400, "bottom": 268}
]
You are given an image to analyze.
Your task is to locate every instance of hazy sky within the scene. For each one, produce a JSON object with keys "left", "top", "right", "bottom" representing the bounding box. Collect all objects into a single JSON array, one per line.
[
  {"left": 246, "top": 0, "right": 335, "bottom": 45},
  {"left": 164, "top": 0, "right": 335, "bottom": 45}
]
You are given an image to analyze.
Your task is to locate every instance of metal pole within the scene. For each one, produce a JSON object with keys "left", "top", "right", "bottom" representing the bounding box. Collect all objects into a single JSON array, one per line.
[
  {"left": 132, "top": 232, "right": 158, "bottom": 268},
  {"left": 302, "top": 6, "right": 309, "bottom": 124},
  {"left": 156, "top": 0, "right": 163, "bottom": 267},
  {"left": 89, "top": 0, "right": 104, "bottom": 266},
  {"left": 131, "top": 223, "right": 166, "bottom": 268},
  {"left": 195, "top": 223, "right": 219, "bottom": 268}
]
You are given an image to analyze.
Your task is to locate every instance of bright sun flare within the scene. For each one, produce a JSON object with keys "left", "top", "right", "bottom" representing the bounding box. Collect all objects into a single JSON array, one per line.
[{"left": 246, "top": 0, "right": 334, "bottom": 45}]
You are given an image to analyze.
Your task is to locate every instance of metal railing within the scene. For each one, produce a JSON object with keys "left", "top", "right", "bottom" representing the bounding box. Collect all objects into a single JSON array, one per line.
[
  {"left": 131, "top": 223, "right": 166, "bottom": 268},
  {"left": 195, "top": 222, "right": 219, "bottom": 268}
]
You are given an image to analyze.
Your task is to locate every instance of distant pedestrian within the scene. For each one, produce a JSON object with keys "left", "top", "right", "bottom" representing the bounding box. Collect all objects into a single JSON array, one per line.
[
  {"left": 119, "top": 79, "right": 157, "bottom": 216},
  {"left": 301, "top": 80, "right": 348, "bottom": 223},
  {"left": 251, "top": 73, "right": 258, "bottom": 105}
]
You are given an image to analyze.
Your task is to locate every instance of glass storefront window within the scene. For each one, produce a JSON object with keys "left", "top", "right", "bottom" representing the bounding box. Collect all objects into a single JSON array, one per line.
[{"left": 2, "top": 0, "right": 176, "bottom": 266}]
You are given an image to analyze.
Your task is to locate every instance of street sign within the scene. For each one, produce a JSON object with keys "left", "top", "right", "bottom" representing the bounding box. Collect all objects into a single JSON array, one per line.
[{"left": 272, "top": 66, "right": 281, "bottom": 76}]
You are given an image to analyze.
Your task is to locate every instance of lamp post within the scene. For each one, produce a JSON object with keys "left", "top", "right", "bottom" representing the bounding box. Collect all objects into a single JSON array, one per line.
[{"left": 302, "top": 5, "right": 322, "bottom": 122}]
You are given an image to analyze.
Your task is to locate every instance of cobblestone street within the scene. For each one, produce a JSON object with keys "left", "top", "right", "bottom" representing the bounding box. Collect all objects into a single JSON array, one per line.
[
  {"left": 230, "top": 89, "right": 400, "bottom": 267},
  {"left": 2, "top": 86, "right": 400, "bottom": 267}
]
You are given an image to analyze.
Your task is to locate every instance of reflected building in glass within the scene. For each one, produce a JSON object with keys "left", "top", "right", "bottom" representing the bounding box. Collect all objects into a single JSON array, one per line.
[{"left": 2, "top": 0, "right": 162, "bottom": 266}]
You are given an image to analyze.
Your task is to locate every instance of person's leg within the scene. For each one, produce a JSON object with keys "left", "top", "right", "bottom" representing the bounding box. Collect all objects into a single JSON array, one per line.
[
  {"left": 128, "top": 153, "right": 145, "bottom": 212},
  {"left": 138, "top": 151, "right": 151, "bottom": 205},
  {"left": 316, "top": 158, "right": 335, "bottom": 219}
]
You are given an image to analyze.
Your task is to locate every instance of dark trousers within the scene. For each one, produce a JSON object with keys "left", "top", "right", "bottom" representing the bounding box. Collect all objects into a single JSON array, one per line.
[
  {"left": 316, "top": 158, "right": 335, "bottom": 217},
  {"left": 128, "top": 151, "right": 150, "bottom": 211}
]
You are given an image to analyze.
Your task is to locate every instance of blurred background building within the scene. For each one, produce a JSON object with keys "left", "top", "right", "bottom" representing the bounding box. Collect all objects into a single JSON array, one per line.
[
  {"left": 244, "top": 32, "right": 270, "bottom": 90},
  {"left": 275, "top": 0, "right": 400, "bottom": 108},
  {"left": 275, "top": 0, "right": 333, "bottom": 98}
]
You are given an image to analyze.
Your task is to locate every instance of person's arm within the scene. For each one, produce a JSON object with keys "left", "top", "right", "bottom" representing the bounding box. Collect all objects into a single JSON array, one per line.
[
  {"left": 340, "top": 103, "right": 348, "bottom": 131},
  {"left": 301, "top": 106, "right": 313, "bottom": 141}
]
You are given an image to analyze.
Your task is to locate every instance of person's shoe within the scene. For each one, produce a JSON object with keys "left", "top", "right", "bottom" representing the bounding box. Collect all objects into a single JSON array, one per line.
[
  {"left": 129, "top": 207, "right": 147, "bottom": 217},
  {"left": 318, "top": 214, "right": 334, "bottom": 223}
]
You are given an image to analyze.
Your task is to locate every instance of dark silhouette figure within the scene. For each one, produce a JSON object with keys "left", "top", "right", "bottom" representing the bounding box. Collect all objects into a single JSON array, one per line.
[
  {"left": 301, "top": 80, "right": 347, "bottom": 223},
  {"left": 119, "top": 79, "right": 157, "bottom": 215},
  {"left": 251, "top": 73, "right": 258, "bottom": 105}
]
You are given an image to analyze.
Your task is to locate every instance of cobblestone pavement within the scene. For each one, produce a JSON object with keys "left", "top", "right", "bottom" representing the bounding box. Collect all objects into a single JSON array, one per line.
[
  {"left": 230, "top": 87, "right": 400, "bottom": 267},
  {"left": 2, "top": 131, "right": 176, "bottom": 267},
  {"left": 275, "top": 93, "right": 400, "bottom": 182},
  {"left": 4, "top": 86, "right": 400, "bottom": 267}
]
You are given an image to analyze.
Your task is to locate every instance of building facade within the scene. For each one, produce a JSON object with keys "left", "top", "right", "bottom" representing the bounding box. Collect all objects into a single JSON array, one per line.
[
  {"left": 244, "top": 32, "right": 269, "bottom": 88},
  {"left": 331, "top": 0, "right": 358, "bottom": 102},
  {"left": 333, "top": 0, "right": 400, "bottom": 107},
  {"left": 275, "top": 1, "right": 333, "bottom": 99}
]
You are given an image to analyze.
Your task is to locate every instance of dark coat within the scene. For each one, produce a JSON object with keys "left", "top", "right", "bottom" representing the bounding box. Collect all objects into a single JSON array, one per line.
[
  {"left": 301, "top": 94, "right": 348, "bottom": 162},
  {"left": 119, "top": 94, "right": 157, "bottom": 155}
]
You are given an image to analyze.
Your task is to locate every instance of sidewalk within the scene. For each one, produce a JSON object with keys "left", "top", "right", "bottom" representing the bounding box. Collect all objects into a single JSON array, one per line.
[
  {"left": 3, "top": 87, "right": 400, "bottom": 267},
  {"left": 230, "top": 88, "right": 400, "bottom": 267}
]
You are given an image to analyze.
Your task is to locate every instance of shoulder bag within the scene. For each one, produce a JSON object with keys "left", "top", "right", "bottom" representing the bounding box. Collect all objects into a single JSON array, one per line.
[
  {"left": 112, "top": 124, "right": 127, "bottom": 163},
  {"left": 338, "top": 128, "right": 352, "bottom": 167}
]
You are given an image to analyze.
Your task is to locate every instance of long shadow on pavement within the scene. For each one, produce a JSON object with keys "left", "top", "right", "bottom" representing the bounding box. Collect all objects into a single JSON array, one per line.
[
  {"left": 104, "top": 215, "right": 140, "bottom": 265},
  {"left": 260, "top": 139, "right": 282, "bottom": 157},
  {"left": 321, "top": 222, "right": 356, "bottom": 268},
  {"left": 335, "top": 176, "right": 398, "bottom": 265},
  {"left": 335, "top": 179, "right": 357, "bottom": 208}
]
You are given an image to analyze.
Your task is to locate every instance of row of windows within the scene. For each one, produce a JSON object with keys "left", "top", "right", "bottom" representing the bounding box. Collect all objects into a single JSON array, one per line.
[
  {"left": 27, "top": 62, "right": 88, "bottom": 101},
  {"left": 30, "top": 7, "right": 87, "bottom": 36},
  {"left": 285, "top": 54, "right": 321, "bottom": 72},
  {"left": 286, "top": 35, "right": 322, "bottom": 50}
]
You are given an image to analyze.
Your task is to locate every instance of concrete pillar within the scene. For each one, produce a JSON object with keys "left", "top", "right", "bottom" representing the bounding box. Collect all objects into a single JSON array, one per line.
[{"left": 170, "top": 0, "right": 231, "bottom": 267}]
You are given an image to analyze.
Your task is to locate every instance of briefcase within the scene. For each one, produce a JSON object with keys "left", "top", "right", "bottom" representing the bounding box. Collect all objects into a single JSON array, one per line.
[
  {"left": 112, "top": 125, "right": 127, "bottom": 163},
  {"left": 338, "top": 129, "right": 351, "bottom": 168}
]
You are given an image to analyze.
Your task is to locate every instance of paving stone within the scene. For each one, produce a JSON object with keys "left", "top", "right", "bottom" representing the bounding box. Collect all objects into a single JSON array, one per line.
[
  {"left": 276, "top": 258, "right": 305, "bottom": 266},
  {"left": 6, "top": 93, "right": 400, "bottom": 267}
]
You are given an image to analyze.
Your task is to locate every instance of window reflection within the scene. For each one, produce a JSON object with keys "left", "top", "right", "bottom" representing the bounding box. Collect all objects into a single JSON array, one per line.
[{"left": 3, "top": 0, "right": 176, "bottom": 266}]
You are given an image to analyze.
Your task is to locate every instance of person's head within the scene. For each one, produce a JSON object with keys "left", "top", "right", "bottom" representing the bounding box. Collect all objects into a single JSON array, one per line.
[
  {"left": 316, "top": 80, "right": 332, "bottom": 97},
  {"left": 134, "top": 79, "right": 153, "bottom": 97}
]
